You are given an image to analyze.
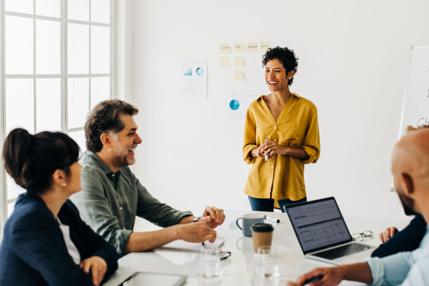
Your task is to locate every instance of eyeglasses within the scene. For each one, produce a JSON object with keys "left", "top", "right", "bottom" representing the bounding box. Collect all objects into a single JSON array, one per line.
[
  {"left": 352, "top": 230, "right": 374, "bottom": 241},
  {"left": 202, "top": 238, "right": 231, "bottom": 260},
  {"left": 202, "top": 237, "right": 225, "bottom": 249},
  {"left": 417, "top": 117, "right": 429, "bottom": 128}
]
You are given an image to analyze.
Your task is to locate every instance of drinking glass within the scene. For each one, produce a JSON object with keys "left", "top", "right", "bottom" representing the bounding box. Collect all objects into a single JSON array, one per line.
[
  {"left": 199, "top": 248, "right": 222, "bottom": 281},
  {"left": 252, "top": 246, "right": 280, "bottom": 286}
]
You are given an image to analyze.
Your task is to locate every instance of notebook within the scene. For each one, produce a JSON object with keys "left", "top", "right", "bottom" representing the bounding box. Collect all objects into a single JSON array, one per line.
[{"left": 284, "top": 197, "right": 374, "bottom": 264}]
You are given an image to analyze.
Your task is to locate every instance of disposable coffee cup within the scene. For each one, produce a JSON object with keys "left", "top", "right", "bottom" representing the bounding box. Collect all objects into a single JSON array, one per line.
[{"left": 251, "top": 223, "right": 274, "bottom": 252}]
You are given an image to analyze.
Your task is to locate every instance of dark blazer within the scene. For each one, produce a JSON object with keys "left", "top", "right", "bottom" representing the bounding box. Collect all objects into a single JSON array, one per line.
[
  {"left": 0, "top": 193, "right": 118, "bottom": 286},
  {"left": 371, "top": 214, "right": 427, "bottom": 258}
]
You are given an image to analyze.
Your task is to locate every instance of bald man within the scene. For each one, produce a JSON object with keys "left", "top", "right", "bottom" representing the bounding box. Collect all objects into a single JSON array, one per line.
[
  {"left": 289, "top": 128, "right": 429, "bottom": 286},
  {"left": 372, "top": 124, "right": 428, "bottom": 258}
]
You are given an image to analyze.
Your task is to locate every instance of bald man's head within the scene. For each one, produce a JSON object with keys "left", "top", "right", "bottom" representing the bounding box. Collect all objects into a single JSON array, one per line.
[{"left": 392, "top": 128, "right": 429, "bottom": 216}]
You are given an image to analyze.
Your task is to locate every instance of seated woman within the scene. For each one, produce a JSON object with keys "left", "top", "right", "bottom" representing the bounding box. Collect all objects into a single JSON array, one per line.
[{"left": 0, "top": 128, "right": 118, "bottom": 286}]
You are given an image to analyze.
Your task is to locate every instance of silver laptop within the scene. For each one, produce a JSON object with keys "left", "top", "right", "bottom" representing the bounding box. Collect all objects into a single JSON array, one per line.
[{"left": 284, "top": 197, "right": 374, "bottom": 264}]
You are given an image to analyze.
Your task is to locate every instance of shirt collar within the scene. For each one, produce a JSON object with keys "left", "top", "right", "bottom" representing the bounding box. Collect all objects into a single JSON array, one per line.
[{"left": 83, "top": 150, "right": 115, "bottom": 175}]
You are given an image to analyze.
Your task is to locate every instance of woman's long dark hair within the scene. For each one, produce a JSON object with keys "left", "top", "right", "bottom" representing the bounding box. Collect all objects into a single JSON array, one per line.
[{"left": 2, "top": 128, "right": 80, "bottom": 195}]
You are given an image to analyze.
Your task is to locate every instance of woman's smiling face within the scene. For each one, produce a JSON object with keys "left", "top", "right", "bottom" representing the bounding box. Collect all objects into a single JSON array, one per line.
[{"left": 264, "top": 59, "right": 291, "bottom": 92}]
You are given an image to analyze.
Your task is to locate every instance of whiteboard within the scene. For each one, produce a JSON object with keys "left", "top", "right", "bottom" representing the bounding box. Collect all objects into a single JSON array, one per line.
[{"left": 399, "top": 46, "right": 429, "bottom": 136}]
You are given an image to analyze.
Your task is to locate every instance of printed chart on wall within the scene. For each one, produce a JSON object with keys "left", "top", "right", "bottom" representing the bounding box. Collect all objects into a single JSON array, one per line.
[
  {"left": 217, "top": 41, "right": 272, "bottom": 117},
  {"left": 399, "top": 46, "right": 429, "bottom": 135},
  {"left": 180, "top": 59, "right": 208, "bottom": 99}
]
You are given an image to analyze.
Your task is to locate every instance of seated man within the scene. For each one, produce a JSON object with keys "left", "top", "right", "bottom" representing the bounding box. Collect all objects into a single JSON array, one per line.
[
  {"left": 372, "top": 214, "right": 426, "bottom": 258},
  {"left": 72, "top": 99, "right": 225, "bottom": 256},
  {"left": 290, "top": 128, "right": 429, "bottom": 285},
  {"left": 371, "top": 125, "right": 427, "bottom": 258}
]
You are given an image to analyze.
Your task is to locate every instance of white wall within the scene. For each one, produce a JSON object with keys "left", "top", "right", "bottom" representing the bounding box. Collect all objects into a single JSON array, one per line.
[{"left": 127, "top": 0, "right": 429, "bottom": 219}]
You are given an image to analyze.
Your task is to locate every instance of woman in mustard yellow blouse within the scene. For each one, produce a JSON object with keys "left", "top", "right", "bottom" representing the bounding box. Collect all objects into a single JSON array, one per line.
[{"left": 242, "top": 46, "right": 320, "bottom": 212}]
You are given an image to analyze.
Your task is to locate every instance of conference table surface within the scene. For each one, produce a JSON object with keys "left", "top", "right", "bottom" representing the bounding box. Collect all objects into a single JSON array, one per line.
[{"left": 105, "top": 210, "right": 410, "bottom": 286}]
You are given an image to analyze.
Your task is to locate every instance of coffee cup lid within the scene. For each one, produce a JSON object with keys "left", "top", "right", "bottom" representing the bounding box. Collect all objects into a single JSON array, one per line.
[{"left": 251, "top": 223, "right": 274, "bottom": 232}]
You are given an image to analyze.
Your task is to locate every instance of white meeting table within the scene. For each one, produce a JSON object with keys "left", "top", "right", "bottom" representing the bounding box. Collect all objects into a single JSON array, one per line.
[{"left": 105, "top": 210, "right": 410, "bottom": 286}]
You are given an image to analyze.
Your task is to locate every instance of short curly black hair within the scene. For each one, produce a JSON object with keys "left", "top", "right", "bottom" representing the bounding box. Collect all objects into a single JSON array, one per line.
[{"left": 262, "top": 46, "right": 298, "bottom": 85}]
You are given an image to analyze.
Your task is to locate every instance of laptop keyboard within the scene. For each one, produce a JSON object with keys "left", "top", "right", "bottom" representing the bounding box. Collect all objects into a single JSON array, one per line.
[{"left": 314, "top": 243, "right": 372, "bottom": 260}]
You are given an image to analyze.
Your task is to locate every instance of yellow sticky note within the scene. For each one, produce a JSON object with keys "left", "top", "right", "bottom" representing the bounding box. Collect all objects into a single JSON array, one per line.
[
  {"left": 219, "top": 43, "right": 231, "bottom": 54},
  {"left": 260, "top": 42, "right": 271, "bottom": 52},
  {"left": 233, "top": 57, "right": 246, "bottom": 68},
  {"left": 233, "top": 42, "right": 246, "bottom": 53},
  {"left": 219, "top": 57, "right": 231, "bottom": 68},
  {"left": 247, "top": 42, "right": 258, "bottom": 53},
  {"left": 233, "top": 70, "right": 246, "bottom": 81}
]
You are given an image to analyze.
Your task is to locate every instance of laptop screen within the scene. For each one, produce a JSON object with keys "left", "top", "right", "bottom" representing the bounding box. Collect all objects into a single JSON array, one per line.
[{"left": 285, "top": 197, "right": 353, "bottom": 254}]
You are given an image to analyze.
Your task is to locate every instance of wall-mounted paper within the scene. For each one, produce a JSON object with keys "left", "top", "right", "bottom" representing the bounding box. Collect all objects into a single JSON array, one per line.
[
  {"left": 247, "top": 42, "right": 258, "bottom": 53},
  {"left": 229, "top": 98, "right": 240, "bottom": 111},
  {"left": 181, "top": 59, "right": 208, "bottom": 98},
  {"left": 219, "top": 57, "right": 231, "bottom": 68},
  {"left": 260, "top": 42, "right": 271, "bottom": 52},
  {"left": 233, "top": 70, "right": 246, "bottom": 81},
  {"left": 233, "top": 42, "right": 246, "bottom": 53},
  {"left": 233, "top": 56, "right": 245, "bottom": 68},
  {"left": 219, "top": 43, "right": 231, "bottom": 54}
]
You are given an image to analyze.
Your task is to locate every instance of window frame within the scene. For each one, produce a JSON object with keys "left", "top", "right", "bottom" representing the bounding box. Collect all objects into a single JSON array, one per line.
[{"left": 0, "top": 0, "right": 117, "bottom": 234}]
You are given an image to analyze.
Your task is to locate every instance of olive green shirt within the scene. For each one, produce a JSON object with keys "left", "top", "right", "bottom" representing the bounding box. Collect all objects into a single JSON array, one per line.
[{"left": 71, "top": 151, "right": 193, "bottom": 256}]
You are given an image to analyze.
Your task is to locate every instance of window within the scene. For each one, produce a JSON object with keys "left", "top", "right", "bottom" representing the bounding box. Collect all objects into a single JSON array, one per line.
[{"left": 0, "top": 0, "right": 115, "bottom": 230}]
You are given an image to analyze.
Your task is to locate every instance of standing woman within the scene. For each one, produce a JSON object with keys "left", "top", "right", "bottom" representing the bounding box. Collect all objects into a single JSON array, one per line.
[
  {"left": 0, "top": 128, "right": 118, "bottom": 286},
  {"left": 242, "top": 46, "right": 320, "bottom": 212}
]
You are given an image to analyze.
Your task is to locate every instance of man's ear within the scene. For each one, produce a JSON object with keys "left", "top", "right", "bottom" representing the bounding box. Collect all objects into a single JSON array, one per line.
[
  {"left": 52, "top": 169, "right": 67, "bottom": 187},
  {"left": 100, "top": 132, "right": 112, "bottom": 148},
  {"left": 401, "top": 172, "right": 415, "bottom": 195}
]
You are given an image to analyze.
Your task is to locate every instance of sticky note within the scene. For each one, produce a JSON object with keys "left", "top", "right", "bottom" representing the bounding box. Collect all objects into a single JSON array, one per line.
[
  {"left": 247, "top": 42, "right": 258, "bottom": 53},
  {"left": 233, "top": 70, "right": 246, "bottom": 81},
  {"left": 219, "top": 57, "right": 231, "bottom": 68},
  {"left": 233, "top": 42, "right": 246, "bottom": 53},
  {"left": 233, "top": 57, "right": 245, "bottom": 68},
  {"left": 260, "top": 42, "right": 271, "bottom": 52},
  {"left": 219, "top": 43, "right": 231, "bottom": 54}
]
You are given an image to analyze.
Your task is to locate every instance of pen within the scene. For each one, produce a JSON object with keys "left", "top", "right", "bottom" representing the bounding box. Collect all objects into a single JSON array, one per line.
[
  {"left": 119, "top": 272, "right": 138, "bottom": 286},
  {"left": 303, "top": 274, "right": 323, "bottom": 285},
  {"left": 264, "top": 215, "right": 280, "bottom": 223}
]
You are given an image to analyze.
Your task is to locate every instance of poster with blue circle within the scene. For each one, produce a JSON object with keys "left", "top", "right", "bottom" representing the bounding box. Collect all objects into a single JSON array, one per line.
[{"left": 229, "top": 99, "right": 240, "bottom": 110}]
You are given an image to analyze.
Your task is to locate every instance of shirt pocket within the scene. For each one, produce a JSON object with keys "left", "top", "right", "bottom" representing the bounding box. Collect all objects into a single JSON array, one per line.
[{"left": 278, "top": 123, "right": 305, "bottom": 146}]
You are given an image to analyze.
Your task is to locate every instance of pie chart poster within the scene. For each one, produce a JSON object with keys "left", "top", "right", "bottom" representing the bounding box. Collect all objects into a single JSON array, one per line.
[{"left": 181, "top": 59, "right": 208, "bottom": 99}]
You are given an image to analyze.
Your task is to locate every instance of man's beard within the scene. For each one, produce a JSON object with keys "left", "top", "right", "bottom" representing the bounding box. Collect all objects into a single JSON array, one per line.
[
  {"left": 112, "top": 154, "right": 129, "bottom": 168},
  {"left": 397, "top": 191, "right": 418, "bottom": 216}
]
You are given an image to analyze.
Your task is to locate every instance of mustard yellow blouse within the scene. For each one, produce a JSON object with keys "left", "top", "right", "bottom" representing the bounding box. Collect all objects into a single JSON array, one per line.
[{"left": 242, "top": 93, "right": 320, "bottom": 201}]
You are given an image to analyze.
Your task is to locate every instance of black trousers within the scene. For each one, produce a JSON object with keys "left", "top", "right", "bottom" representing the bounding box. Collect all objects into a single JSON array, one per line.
[{"left": 248, "top": 196, "right": 307, "bottom": 212}]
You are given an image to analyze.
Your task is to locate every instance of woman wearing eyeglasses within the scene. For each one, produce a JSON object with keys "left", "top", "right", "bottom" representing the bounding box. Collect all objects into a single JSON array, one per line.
[
  {"left": 242, "top": 46, "right": 320, "bottom": 212},
  {"left": 0, "top": 128, "right": 118, "bottom": 286}
]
